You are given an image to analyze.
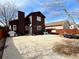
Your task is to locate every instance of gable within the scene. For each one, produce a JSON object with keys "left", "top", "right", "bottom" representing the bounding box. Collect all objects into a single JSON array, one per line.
[
  {"left": 26, "top": 11, "right": 45, "bottom": 18},
  {"left": 9, "top": 20, "right": 18, "bottom": 25}
]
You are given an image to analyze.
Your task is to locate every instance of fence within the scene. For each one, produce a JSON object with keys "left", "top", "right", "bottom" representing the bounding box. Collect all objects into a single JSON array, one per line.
[
  {"left": 0, "top": 29, "right": 7, "bottom": 39},
  {"left": 56, "top": 29, "right": 79, "bottom": 36},
  {"left": 46, "top": 29, "right": 79, "bottom": 35}
]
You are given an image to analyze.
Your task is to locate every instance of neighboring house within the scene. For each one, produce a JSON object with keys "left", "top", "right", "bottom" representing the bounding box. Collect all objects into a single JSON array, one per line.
[
  {"left": 45, "top": 20, "right": 70, "bottom": 33},
  {"left": 45, "top": 20, "right": 70, "bottom": 29},
  {"left": 9, "top": 11, "right": 45, "bottom": 35}
]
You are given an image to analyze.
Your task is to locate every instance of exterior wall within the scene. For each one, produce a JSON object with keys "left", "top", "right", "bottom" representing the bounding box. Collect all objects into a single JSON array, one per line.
[
  {"left": 9, "top": 20, "right": 18, "bottom": 32},
  {"left": 46, "top": 26, "right": 63, "bottom": 29},
  {"left": 45, "top": 25, "right": 63, "bottom": 34},
  {"left": 29, "top": 16, "right": 33, "bottom": 35},
  {"left": 25, "top": 18, "right": 30, "bottom": 34},
  {"left": 9, "top": 11, "right": 45, "bottom": 35},
  {"left": 18, "top": 11, "right": 25, "bottom": 35},
  {"left": 32, "top": 13, "right": 45, "bottom": 35},
  {"left": 0, "top": 29, "right": 8, "bottom": 39},
  {"left": 46, "top": 29, "right": 56, "bottom": 34},
  {"left": 45, "top": 21, "right": 71, "bottom": 34}
]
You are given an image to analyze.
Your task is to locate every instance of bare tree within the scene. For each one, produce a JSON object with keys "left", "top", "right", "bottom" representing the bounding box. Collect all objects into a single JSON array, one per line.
[
  {"left": 0, "top": 2, "right": 18, "bottom": 27},
  {"left": 41, "top": 0, "right": 79, "bottom": 30},
  {"left": 76, "top": 0, "right": 79, "bottom": 3}
]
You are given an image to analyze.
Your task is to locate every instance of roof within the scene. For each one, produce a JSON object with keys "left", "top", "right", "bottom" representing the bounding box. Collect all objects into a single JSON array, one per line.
[
  {"left": 9, "top": 11, "right": 45, "bottom": 24},
  {"left": 26, "top": 11, "right": 45, "bottom": 18},
  {"left": 45, "top": 21, "right": 68, "bottom": 27},
  {"left": 9, "top": 19, "right": 18, "bottom": 24},
  {"left": 9, "top": 19, "right": 18, "bottom": 22}
]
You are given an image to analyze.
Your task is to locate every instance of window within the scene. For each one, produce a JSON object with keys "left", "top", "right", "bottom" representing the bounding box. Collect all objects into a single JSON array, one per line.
[
  {"left": 37, "top": 25, "right": 42, "bottom": 31},
  {"left": 9, "top": 25, "right": 11, "bottom": 30},
  {"left": 37, "top": 16, "right": 41, "bottom": 21},
  {"left": 25, "top": 26, "right": 28, "bottom": 31},
  {"left": 13, "top": 25, "right": 17, "bottom": 31},
  {"left": 69, "top": 25, "right": 75, "bottom": 29},
  {"left": 29, "top": 16, "right": 32, "bottom": 24}
]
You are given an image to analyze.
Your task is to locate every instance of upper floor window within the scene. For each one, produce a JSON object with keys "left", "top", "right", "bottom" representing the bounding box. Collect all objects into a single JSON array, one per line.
[
  {"left": 13, "top": 25, "right": 17, "bottom": 31},
  {"left": 37, "top": 16, "right": 41, "bottom": 21}
]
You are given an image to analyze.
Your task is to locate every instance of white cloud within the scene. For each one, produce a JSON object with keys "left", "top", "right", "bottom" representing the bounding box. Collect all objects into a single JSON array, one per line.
[
  {"left": 53, "top": 19, "right": 66, "bottom": 22},
  {"left": 0, "top": 0, "right": 30, "bottom": 8}
]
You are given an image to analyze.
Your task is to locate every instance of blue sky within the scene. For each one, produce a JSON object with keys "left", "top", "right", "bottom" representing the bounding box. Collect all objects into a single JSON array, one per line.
[{"left": 0, "top": 0, "right": 79, "bottom": 24}]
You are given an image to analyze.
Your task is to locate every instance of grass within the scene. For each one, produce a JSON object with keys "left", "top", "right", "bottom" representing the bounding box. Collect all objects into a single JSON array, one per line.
[{"left": 53, "top": 40, "right": 79, "bottom": 56}]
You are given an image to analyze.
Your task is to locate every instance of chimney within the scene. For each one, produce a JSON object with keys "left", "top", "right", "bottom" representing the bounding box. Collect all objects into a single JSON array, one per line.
[
  {"left": 18, "top": 11, "right": 25, "bottom": 35},
  {"left": 18, "top": 11, "right": 25, "bottom": 19}
]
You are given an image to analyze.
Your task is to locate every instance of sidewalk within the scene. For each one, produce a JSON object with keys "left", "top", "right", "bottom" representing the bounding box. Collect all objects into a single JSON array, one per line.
[{"left": 0, "top": 38, "right": 6, "bottom": 59}]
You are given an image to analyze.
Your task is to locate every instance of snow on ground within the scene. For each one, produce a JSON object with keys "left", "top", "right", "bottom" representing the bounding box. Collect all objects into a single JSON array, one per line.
[{"left": 2, "top": 35, "right": 79, "bottom": 59}]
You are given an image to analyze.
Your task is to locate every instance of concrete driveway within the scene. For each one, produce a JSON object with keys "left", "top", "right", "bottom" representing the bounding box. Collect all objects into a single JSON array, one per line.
[{"left": 2, "top": 35, "right": 78, "bottom": 59}]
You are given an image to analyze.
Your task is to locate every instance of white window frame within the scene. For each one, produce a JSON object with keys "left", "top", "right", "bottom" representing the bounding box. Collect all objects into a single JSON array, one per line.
[
  {"left": 29, "top": 16, "right": 32, "bottom": 24},
  {"left": 37, "top": 25, "right": 42, "bottom": 31},
  {"left": 37, "top": 16, "right": 41, "bottom": 21},
  {"left": 9, "top": 25, "right": 11, "bottom": 30},
  {"left": 13, "top": 25, "right": 17, "bottom": 31}
]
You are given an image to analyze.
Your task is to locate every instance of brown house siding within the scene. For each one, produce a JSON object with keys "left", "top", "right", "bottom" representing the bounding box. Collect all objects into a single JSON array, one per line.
[
  {"left": 32, "top": 13, "right": 45, "bottom": 34},
  {"left": 18, "top": 11, "right": 25, "bottom": 35},
  {"left": 9, "top": 11, "right": 45, "bottom": 35},
  {"left": 9, "top": 20, "right": 18, "bottom": 32}
]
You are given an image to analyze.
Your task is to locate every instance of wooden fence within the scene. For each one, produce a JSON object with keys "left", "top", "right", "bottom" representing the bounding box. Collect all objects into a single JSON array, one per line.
[
  {"left": 56, "top": 29, "right": 79, "bottom": 35},
  {"left": 0, "top": 29, "right": 7, "bottom": 39},
  {"left": 46, "top": 29, "right": 79, "bottom": 35}
]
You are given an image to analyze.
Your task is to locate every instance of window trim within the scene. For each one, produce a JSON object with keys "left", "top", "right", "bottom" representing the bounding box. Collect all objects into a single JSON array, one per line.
[
  {"left": 37, "top": 16, "right": 41, "bottom": 21},
  {"left": 9, "top": 25, "right": 11, "bottom": 30},
  {"left": 13, "top": 25, "right": 17, "bottom": 31},
  {"left": 29, "top": 16, "right": 32, "bottom": 24}
]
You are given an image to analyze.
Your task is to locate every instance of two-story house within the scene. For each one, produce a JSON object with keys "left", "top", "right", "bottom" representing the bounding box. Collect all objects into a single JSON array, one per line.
[{"left": 9, "top": 11, "right": 45, "bottom": 35}]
